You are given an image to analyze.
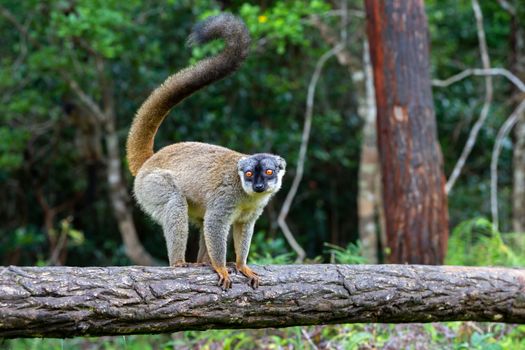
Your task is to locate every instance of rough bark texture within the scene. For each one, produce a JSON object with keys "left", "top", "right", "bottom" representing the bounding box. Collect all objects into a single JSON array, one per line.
[
  {"left": 511, "top": 11, "right": 525, "bottom": 233},
  {"left": 365, "top": 0, "right": 449, "bottom": 264},
  {"left": 514, "top": 113, "right": 525, "bottom": 232},
  {"left": 1, "top": 264, "right": 524, "bottom": 338},
  {"left": 358, "top": 39, "right": 384, "bottom": 264},
  {"left": 100, "top": 63, "right": 159, "bottom": 267}
]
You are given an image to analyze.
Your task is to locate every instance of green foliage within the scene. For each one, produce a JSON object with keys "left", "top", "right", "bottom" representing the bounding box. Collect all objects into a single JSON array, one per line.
[
  {"left": 50, "top": 217, "right": 86, "bottom": 247},
  {"left": 324, "top": 241, "right": 367, "bottom": 264},
  {"left": 191, "top": 0, "right": 330, "bottom": 59},
  {"left": 0, "top": 226, "right": 46, "bottom": 265},
  {"left": 50, "top": 0, "right": 139, "bottom": 59},
  {"left": 427, "top": 0, "right": 517, "bottom": 231},
  {"left": 3, "top": 335, "right": 171, "bottom": 350},
  {"left": 249, "top": 233, "right": 296, "bottom": 264},
  {"left": 2, "top": 1, "right": 525, "bottom": 348},
  {"left": 239, "top": 0, "right": 330, "bottom": 54},
  {"left": 0, "top": 127, "right": 28, "bottom": 170},
  {"left": 446, "top": 217, "right": 525, "bottom": 267},
  {"left": 4, "top": 323, "right": 525, "bottom": 349},
  {"left": 462, "top": 332, "right": 502, "bottom": 350},
  {"left": 0, "top": 0, "right": 522, "bottom": 292}
]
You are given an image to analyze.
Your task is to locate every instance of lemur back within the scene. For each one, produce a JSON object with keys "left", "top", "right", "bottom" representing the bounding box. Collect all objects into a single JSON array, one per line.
[{"left": 127, "top": 14, "right": 286, "bottom": 290}]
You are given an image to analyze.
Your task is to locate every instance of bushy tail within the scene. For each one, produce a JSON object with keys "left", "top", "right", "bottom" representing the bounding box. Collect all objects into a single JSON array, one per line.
[{"left": 126, "top": 13, "right": 250, "bottom": 176}]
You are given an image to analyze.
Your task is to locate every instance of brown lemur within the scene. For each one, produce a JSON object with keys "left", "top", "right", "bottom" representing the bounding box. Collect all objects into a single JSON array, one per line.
[{"left": 126, "top": 13, "right": 286, "bottom": 289}]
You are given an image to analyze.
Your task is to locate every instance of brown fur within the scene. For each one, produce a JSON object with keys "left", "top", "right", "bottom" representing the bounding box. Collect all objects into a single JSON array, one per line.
[
  {"left": 139, "top": 141, "right": 247, "bottom": 205},
  {"left": 126, "top": 14, "right": 250, "bottom": 176},
  {"left": 126, "top": 14, "right": 284, "bottom": 289}
]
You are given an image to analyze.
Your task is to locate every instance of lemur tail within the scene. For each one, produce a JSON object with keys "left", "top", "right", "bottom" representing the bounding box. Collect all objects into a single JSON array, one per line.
[{"left": 126, "top": 13, "right": 250, "bottom": 176}]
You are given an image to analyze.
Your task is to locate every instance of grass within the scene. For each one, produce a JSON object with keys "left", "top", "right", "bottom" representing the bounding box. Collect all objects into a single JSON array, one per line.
[{"left": 4, "top": 323, "right": 525, "bottom": 350}]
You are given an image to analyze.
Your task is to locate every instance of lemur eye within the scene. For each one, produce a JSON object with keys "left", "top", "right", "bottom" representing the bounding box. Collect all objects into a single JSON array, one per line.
[
  {"left": 245, "top": 171, "right": 253, "bottom": 177},
  {"left": 265, "top": 169, "right": 274, "bottom": 176}
]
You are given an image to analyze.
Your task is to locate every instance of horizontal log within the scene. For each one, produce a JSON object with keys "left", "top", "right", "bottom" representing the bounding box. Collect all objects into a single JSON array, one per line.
[{"left": 0, "top": 264, "right": 524, "bottom": 338}]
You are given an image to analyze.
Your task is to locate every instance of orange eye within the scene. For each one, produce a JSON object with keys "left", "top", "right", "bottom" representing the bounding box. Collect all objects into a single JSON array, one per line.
[
  {"left": 245, "top": 171, "right": 253, "bottom": 177},
  {"left": 265, "top": 169, "right": 274, "bottom": 176}
]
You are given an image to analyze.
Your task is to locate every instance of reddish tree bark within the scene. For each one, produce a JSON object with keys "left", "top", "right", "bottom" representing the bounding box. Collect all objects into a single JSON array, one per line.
[{"left": 365, "top": 0, "right": 449, "bottom": 264}]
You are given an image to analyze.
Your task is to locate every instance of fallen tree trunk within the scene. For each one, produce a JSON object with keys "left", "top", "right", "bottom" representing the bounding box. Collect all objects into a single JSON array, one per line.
[{"left": 1, "top": 264, "right": 524, "bottom": 338}]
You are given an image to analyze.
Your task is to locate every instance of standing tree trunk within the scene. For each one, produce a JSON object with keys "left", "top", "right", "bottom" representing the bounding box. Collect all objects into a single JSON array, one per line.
[
  {"left": 105, "top": 121, "right": 158, "bottom": 266},
  {"left": 357, "top": 39, "right": 384, "bottom": 263},
  {"left": 65, "top": 60, "right": 159, "bottom": 267},
  {"left": 511, "top": 8, "right": 525, "bottom": 233},
  {"left": 365, "top": 0, "right": 449, "bottom": 264},
  {"left": 97, "top": 62, "right": 159, "bottom": 266},
  {"left": 0, "top": 5, "right": 158, "bottom": 266},
  {"left": 309, "top": 15, "right": 384, "bottom": 263},
  {"left": 514, "top": 115, "right": 525, "bottom": 233}
]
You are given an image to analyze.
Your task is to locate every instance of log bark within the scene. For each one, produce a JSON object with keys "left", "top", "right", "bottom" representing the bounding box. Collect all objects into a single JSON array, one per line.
[
  {"left": 365, "top": 0, "right": 449, "bottom": 264},
  {"left": 1, "top": 264, "right": 524, "bottom": 338}
]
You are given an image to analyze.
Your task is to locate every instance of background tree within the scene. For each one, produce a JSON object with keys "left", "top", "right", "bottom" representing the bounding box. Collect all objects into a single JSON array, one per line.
[
  {"left": 308, "top": 5, "right": 384, "bottom": 264},
  {"left": 0, "top": 0, "right": 364, "bottom": 265},
  {"left": 0, "top": 0, "right": 159, "bottom": 265},
  {"left": 510, "top": 3, "right": 525, "bottom": 233},
  {"left": 2, "top": 0, "right": 525, "bottom": 347},
  {"left": 0, "top": 0, "right": 522, "bottom": 268},
  {"left": 365, "top": 0, "right": 449, "bottom": 264}
]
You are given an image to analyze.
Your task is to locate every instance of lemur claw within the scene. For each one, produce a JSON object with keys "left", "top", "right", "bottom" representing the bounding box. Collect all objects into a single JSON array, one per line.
[
  {"left": 236, "top": 265, "right": 260, "bottom": 289},
  {"left": 249, "top": 276, "right": 260, "bottom": 289},
  {"left": 214, "top": 266, "right": 233, "bottom": 290},
  {"left": 218, "top": 275, "right": 232, "bottom": 290}
]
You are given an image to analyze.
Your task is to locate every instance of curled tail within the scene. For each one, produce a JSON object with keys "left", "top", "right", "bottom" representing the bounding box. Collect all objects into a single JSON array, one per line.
[{"left": 126, "top": 13, "right": 250, "bottom": 176}]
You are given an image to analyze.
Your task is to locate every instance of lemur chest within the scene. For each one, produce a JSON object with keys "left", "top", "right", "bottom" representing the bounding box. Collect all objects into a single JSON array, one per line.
[
  {"left": 232, "top": 195, "right": 270, "bottom": 223},
  {"left": 186, "top": 195, "right": 270, "bottom": 223}
]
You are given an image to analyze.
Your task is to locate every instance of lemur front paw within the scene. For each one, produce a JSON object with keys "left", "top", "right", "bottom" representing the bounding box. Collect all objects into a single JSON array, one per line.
[
  {"left": 236, "top": 264, "right": 260, "bottom": 289},
  {"left": 173, "top": 261, "right": 210, "bottom": 267},
  {"left": 214, "top": 266, "right": 232, "bottom": 290},
  {"left": 172, "top": 261, "right": 190, "bottom": 267}
]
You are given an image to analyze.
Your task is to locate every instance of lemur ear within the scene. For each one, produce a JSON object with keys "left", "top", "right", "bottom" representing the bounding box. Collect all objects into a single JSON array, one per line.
[
  {"left": 276, "top": 156, "right": 286, "bottom": 170},
  {"left": 237, "top": 157, "right": 249, "bottom": 171}
]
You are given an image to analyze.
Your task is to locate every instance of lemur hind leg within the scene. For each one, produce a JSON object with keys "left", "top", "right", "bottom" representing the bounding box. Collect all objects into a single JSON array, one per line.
[
  {"left": 203, "top": 209, "right": 232, "bottom": 289},
  {"left": 134, "top": 170, "right": 188, "bottom": 265},
  {"left": 196, "top": 224, "right": 211, "bottom": 264}
]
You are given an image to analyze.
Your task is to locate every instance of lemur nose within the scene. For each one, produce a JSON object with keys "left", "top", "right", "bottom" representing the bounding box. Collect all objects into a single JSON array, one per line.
[{"left": 254, "top": 183, "right": 265, "bottom": 192}]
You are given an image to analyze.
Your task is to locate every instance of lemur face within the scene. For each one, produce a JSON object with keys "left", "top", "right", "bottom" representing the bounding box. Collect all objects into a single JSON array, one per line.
[{"left": 237, "top": 154, "right": 286, "bottom": 195}]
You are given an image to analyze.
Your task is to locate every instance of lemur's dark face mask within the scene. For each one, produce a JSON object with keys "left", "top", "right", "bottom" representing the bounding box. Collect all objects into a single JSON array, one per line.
[{"left": 238, "top": 154, "right": 286, "bottom": 195}]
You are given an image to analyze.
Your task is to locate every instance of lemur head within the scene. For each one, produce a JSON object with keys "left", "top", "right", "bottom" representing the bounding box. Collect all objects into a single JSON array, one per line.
[{"left": 238, "top": 154, "right": 286, "bottom": 195}]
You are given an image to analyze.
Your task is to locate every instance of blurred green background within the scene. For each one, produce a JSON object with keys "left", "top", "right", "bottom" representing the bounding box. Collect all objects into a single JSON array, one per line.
[{"left": 1, "top": 0, "right": 524, "bottom": 348}]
